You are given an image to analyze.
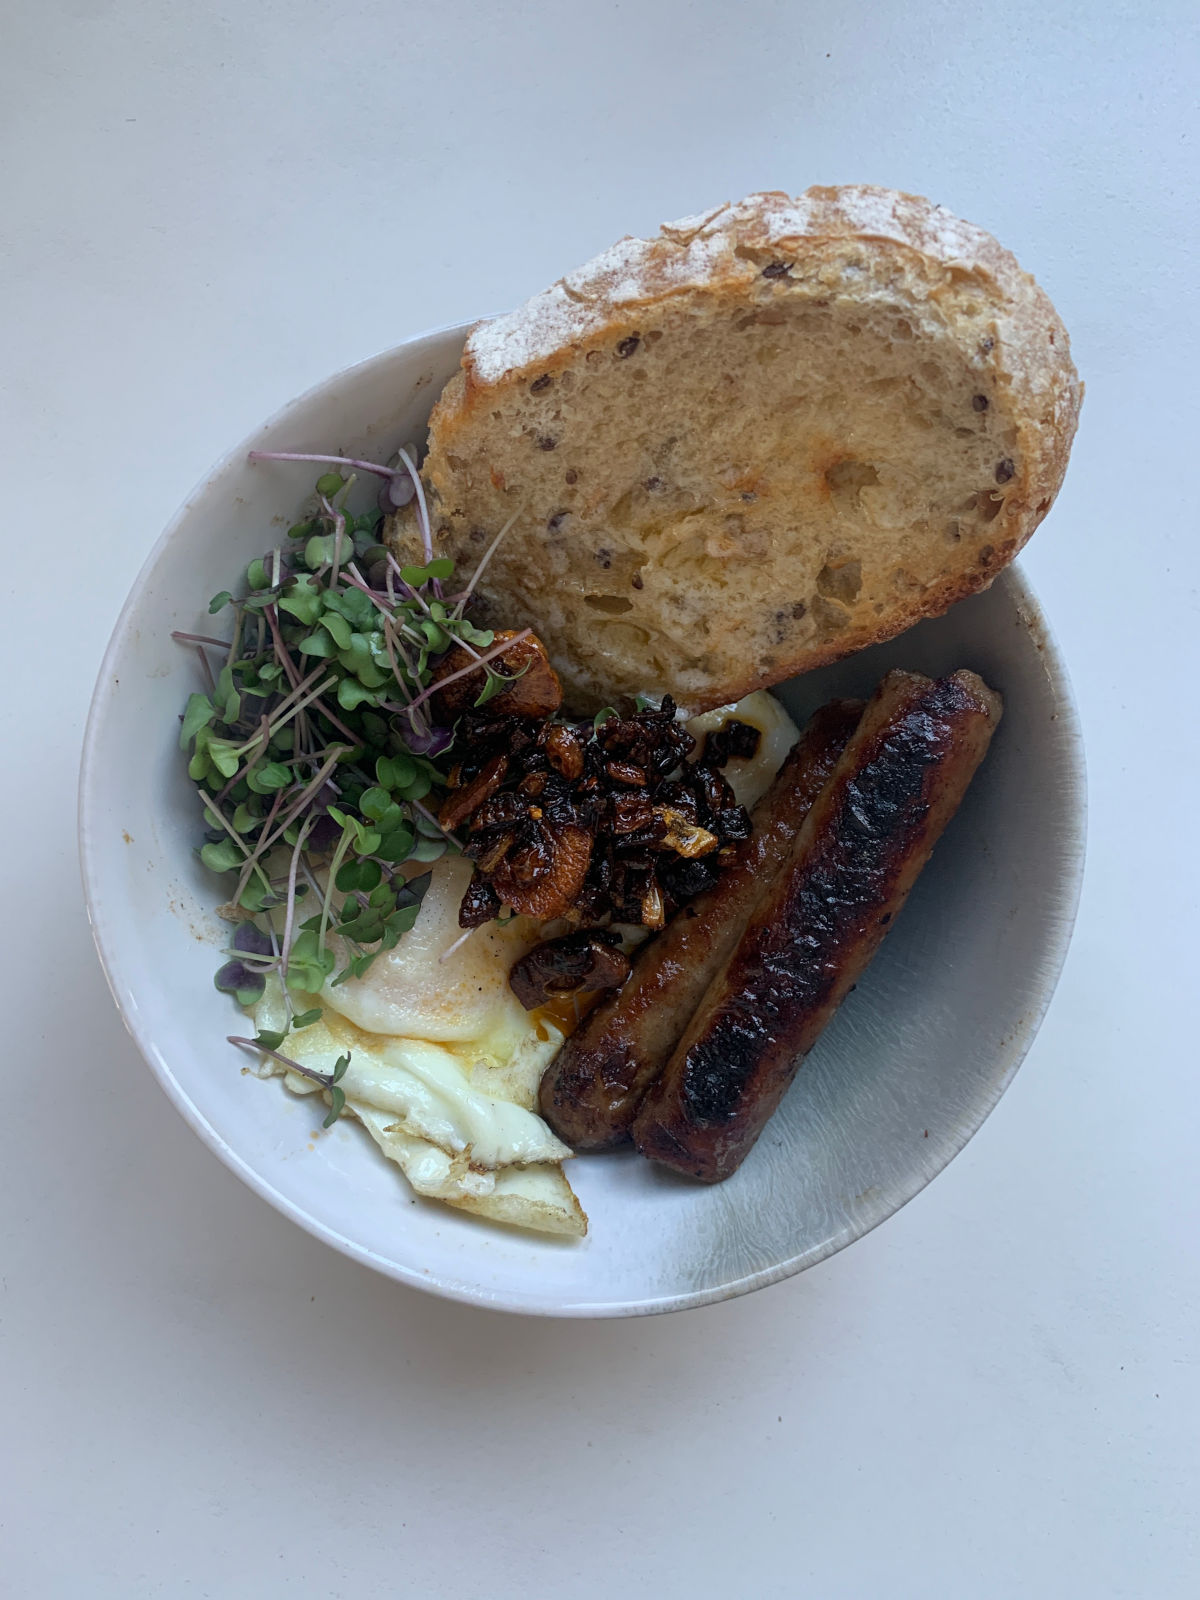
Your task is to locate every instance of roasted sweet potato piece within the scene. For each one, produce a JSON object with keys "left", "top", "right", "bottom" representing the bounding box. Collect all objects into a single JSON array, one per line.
[{"left": 432, "top": 631, "right": 563, "bottom": 721}]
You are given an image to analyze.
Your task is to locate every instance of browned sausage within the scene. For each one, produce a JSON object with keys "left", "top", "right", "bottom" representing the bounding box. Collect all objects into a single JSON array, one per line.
[
  {"left": 632, "top": 669, "right": 1003, "bottom": 1182},
  {"left": 538, "top": 699, "right": 864, "bottom": 1149}
]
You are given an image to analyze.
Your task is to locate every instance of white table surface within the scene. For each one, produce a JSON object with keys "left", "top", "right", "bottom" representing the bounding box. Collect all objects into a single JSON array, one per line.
[{"left": 3, "top": 2, "right": 1198, "bottom": 1594}]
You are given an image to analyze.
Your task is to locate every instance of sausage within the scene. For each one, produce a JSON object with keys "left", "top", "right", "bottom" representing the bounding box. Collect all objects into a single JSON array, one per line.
[
  {"left": 537, "top": 699, "right": 864, "bottom": 1149},
  {"left": 632, "top": 669, "right": 1003, "bottom": 1182}
]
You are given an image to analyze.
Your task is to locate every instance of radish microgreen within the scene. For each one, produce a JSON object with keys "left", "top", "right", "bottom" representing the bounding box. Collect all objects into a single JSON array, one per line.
[{"left": 181, "top": 452, "right": 519, "bottom": 1073}]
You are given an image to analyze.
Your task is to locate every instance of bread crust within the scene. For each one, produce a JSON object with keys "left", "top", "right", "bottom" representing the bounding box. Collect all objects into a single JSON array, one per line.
[{"left": 415, "top": 187, "right": 1082, "bottom": 711}]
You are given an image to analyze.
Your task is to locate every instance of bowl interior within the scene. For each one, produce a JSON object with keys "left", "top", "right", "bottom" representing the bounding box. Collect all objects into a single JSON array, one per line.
[{"left": 80, "top": 326, "right": 1084, "bottom": 1317}]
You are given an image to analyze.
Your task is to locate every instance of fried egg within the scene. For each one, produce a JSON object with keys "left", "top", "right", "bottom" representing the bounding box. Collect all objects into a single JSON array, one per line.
[
  {"left": 252, "top": 852, "right": 586, "bottom": 1237},
  {"left": 686, "top": 690, "right": 799, "bottom": 811}
]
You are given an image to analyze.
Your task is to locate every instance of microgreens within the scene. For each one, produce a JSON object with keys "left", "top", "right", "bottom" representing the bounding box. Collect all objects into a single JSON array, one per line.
[
  {"left": 180, "top": 454, "right": 515, "bottom": 1069},
  {"left": 228, "top": 1035, "right": 352, "bottom": 1128}
]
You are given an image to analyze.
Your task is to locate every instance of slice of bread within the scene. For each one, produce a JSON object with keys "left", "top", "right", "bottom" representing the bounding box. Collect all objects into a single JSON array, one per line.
[{"left": 401, "top": 186, "right": 1082, "bottom": 713}]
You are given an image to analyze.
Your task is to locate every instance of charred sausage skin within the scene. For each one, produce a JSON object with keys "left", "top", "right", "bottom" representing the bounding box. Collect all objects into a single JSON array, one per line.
[
  {"left": 538, "top": 700, "right": 864, "bottom": 1149},
  {"left": 632, "top": 669, "right": 1003, "bottom": 1182}
]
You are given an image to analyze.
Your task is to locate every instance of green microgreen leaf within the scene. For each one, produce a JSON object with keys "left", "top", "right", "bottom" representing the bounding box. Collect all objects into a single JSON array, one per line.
[
  {"left": 374, "top": 802, "right": 405, "bottom": 833},
  {"left": 375, "top": 827, "right": 415, "bottom": 863},
  {"left": 297, "top": 629, "right": 337, "bottom": 657},
  {"left": 200, "top": 839, "right": 242, "bottom": 874},
  {"left": 410, "top": 836, "right": 447, "bottom": 863},
  {"left": 358, "top": 786, "right": 391, "bottom": 821},
  {"left": 205, "top": 738, "right": 242, "bottom": 779},
  {"left": 245, "top": 761, "right": 292, "bottom": 794},
  {"left": 278, "top": 574, "right": 322, "bottom": 625},
  {"left": 315, "top": 471, "right": 345, "bottom": 496},
  {"left": 284, "top": 928, "right": 337, "bottom": 992},
  {"left": 209, "top": 590, "right": 233, "bottom": 614},
  {"left": 336, "top": 677, "right": 378, "bottom": 711},
  {"left": 180, "top": 693, "right": 216, "bottom": 748},
  {"left": 399, "top": 768, "right": 433, "bottom": 802},
  {"left": 331, "top": 951, "right": 380, "bottom": 986},
  {"left": 238, "top": 879, "right": 280, "bottom": 913},
  {"left": 215, "top": 664, "right": 241, "bottom": 723},
  {"left": 334, "top": 859, "right": 374, "bottom": 893},
  {"left": 376, "top": 754, "right": 416, "bottom": 790},
  {"left": 385, "top": 904, "right": 421, "bottom": 936},
  {"left": 318, "top": 610, "right": 354, "bottom": 650},
  {"left": 290, "top": 1008, "right": 323, "bottom": 1030},
  {"left": 455, "top": 620, "right": 494, "bottom": 648},
  {"left": 337, "top": 635, "right": 387, "bottom": 686},
  {"left": 473, "top": 660, "right": 530, "bottom": 708},
  {"left": 419, "top": 619, "right": 449, "bottom": 652},
  {"left": 305, "top": 534, "right": 337, "bottom": 570},
  {"left": 322, "top": 1085, "right": 346, "bottom": 1128}
]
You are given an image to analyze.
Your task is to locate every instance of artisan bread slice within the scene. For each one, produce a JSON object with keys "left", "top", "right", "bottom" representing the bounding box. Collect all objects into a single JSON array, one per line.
[{"left": 401, "top": 186, "right": 1082, "bottom": 713}]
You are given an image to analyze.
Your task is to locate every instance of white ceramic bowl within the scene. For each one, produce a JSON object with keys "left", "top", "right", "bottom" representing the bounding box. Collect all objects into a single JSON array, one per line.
[{"left": 80, "top": 323, "right": 1085, "bottom": 1317}]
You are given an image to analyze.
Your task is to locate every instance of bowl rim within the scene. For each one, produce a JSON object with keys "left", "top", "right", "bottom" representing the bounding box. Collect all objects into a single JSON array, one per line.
[{"left": 78, "top": 322, "right": 1087, "bottom": 1319}]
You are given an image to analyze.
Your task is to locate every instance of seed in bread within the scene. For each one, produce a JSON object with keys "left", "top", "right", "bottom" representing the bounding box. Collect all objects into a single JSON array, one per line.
[{"left": 396, "top": 186, "right": 1082, "bottom": 713}]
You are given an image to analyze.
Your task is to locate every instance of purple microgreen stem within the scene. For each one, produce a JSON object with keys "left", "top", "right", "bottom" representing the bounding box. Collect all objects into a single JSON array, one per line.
[
  {"left": 379, "top": 618, "right": 415, "bottom": 705},
  {"left": 248, "top": 450, "right": 397, "bottom": 481},
  {"left": 264, "top": 603, "right": 303, "bottom": 692},
  {"left": 229, "top": 743, "right": 349, "bottom": 897},
  {"left": 199, "top": 788, "right": 275, "bottom": 898},
  {"left": 309, "top": 697, "right": 360, "bottom": 747},
  {"left": 452, "top": 507, "right": 522, "bottom": 619},
  {"left": 231, "top": 786, "right": 287, "bottom": 905},
  {"left": 319, "top": 494, "right": 347, "bottom": 587},
  {"left": 255, "top": 745, "right": 349, "bottom": 855},
  {"left": 195, "top": 645, "right": 217, "bottom": 695},
  {"left": 397, "top": 446, "right": 434, "bottom": 569},
  {"left": 172, "top": 630, "right": 234, "bottom": 649},
  {"left": 402, "top": 628, "right": 532, "bottom": 721},
  {"left": 214, "top": 712, "right": 272, "bottom": 804},
  {"left": 228, "top": 1035, "right": 333, "bottom": 1086}
]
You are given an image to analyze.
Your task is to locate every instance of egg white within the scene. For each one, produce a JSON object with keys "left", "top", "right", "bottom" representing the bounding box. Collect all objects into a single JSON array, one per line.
[
  {"left": 686, "top": 690, "right": 799, "bottom": 811},
  {"left": 251, "top": 854, "right": 585, "bottom": 1236}
]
